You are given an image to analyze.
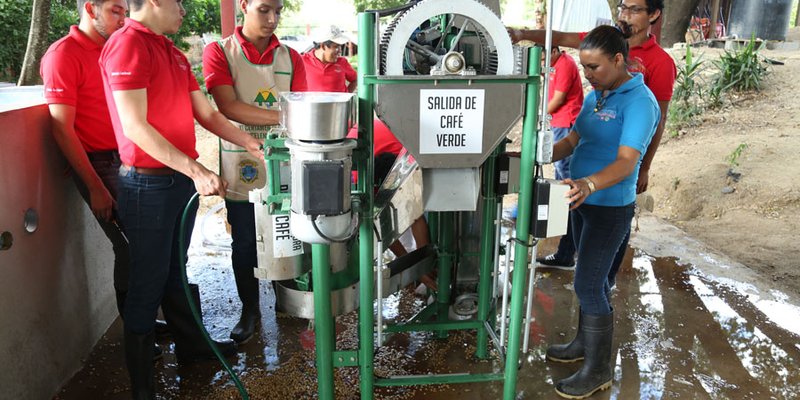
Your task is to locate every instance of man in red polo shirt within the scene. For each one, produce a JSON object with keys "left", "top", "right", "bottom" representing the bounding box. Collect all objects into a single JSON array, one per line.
[
  {"left": 99, "top": 0, "right": 263, "bottom": 396},
  {"left": 41, "top": 0, "right": 128, "bottom": 309},
  {"left": 302, "top": 25, "right": 356, "bottom": 93},
  {"left": 202, "top": 0, "right": 307, "bottom": 345},
  {"left": 507, "top": 0, "right": 674, "bottom": 284}
]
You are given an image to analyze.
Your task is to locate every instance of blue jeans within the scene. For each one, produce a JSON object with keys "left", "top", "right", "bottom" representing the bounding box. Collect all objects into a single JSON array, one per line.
[
  {"left": 117, "top": 168, "right": 198, "bottom": 334},
  {"left": 571, "top": 203, "right": 635, "bottom": 316},
  {"left": 552, "top": 127, "right": 575, "bottom": 260},
  {"left": 73, "top": 152, "right": 129, "bottom": 308},
  {"left": 607, "top": 229, "right": 631, "bottom": 287}
]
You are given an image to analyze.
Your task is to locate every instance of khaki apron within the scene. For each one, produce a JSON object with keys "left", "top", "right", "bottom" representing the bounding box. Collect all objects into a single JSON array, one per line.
[{"left": 218, "top": 38, "right": 293, "bottom": 202}]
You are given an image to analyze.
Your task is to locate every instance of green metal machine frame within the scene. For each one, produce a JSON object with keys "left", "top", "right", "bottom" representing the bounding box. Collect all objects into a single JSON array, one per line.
[{"left": 262, "top": 10, "right": 542, "bottom": 400}]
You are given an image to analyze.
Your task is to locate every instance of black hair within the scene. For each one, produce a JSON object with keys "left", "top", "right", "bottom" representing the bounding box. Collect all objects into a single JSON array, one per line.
[
  {"left": 128, "top": 0, "right": 146, "bottom": 12},
  {"left": 77, "top": 0, "right": 103, "bottom": 15},
  {"left": 646, "top": 0, "right": 664, "bottom": 25},
  {"left": 645, "top": 0, "right": 664, "bottom": 13},
  {"left": 580, "top": 25, "right": 629, "bottom": 62}
]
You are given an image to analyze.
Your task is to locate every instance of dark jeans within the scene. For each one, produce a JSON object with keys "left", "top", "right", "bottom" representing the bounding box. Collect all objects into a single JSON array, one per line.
[
  {"left": 225, "top": 200, "right": 257, "bottom": 278},
  {"left": 73, "top": 152, "right": 129, "bottom": 307},
  {"left": 117, "top": 168, "right": 197, "bottom": 334},
  {"left": 571, "top": 203, "right": 635, "bottom": 316},
  {"left": 607, "top": 229, "right": 631, "bottom": 286},
  {"left": 552, "top": 127, "right": 575, "bottom": 260}
]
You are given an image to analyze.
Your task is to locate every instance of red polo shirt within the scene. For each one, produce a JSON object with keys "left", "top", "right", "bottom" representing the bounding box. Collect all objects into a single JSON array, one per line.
[
  {"left": 301, "top": 52, "right": 356, "bottom": 93},
  {"left": 578, "top": 32, "right": 676, "bottom": 101},
  {"left": 40, "top": 25, "right": 117, "bottom": 152},
  {"left": 347, "top": 119, "right": 403, "bottom": 156},
  {"left": 203, "top": 27, "right": 307, "bottom": 92},
  {"left": 99, "top": 19, "right": 199, "bottom": 168},
  {"left": 548, "top": 52, "right": 583, "bottom": 128}
]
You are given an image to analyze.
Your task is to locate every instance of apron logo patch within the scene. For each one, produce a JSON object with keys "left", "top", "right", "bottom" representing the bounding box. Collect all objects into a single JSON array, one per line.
[
  {"left": 239, "top": 160, "right": 259, "bottom": 184},
  {"left": 253, "top": 87, "right": 279, "bottom": 107}
]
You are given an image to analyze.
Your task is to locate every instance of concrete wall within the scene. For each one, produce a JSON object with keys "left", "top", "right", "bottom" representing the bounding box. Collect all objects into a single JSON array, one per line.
[{"left": 0, "top": 88, "right": 116, "bottom": 400}]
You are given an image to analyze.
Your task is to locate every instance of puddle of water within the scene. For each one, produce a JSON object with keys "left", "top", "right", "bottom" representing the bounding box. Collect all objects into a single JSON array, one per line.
[{"left": 55, "top": 221, "right": 800, "bottom": 400}]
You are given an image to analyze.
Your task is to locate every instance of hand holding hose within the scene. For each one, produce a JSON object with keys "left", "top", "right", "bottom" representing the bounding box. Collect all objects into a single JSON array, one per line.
[{"left": 193, "top": 167, "right": 228, "bottom": 198}]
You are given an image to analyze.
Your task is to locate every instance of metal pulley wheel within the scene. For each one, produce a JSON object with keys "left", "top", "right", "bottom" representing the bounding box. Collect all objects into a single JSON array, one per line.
[{"left": 380, "top": 0, "right": 516, "bottom": 76}]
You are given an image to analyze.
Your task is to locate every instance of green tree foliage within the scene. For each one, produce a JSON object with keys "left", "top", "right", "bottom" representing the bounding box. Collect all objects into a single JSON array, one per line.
[
  {"left": 170, "top": 0, "right": 303, "bottom": 50},
  {"left": 353, "top": 0, "right": 408, "bottom": 13},
  {"left": 0, "top": 0, "right": 77, "bottom": 82},
  {"left": 170, "top": 0, "right": 222, "bottom": 50}
]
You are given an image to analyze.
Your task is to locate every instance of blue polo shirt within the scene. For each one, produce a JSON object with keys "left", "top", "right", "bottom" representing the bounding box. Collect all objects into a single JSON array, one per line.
[{"left": 570, "top": 73, "right": 659, "bottom": 207}]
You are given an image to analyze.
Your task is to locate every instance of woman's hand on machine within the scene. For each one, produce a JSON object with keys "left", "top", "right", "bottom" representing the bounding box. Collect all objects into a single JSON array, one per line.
[{"left": 563, "top": 178, "right": 590, "bottom": 210}]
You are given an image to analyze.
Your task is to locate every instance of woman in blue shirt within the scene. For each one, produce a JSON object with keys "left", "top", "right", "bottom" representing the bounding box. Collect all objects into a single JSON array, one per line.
[{"left": 546, "top": 25, "right": 660, "bottom": 399}]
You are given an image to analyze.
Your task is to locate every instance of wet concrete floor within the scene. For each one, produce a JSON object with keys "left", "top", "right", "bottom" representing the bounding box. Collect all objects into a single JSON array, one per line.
[{"left": 54, "top": 212, "right": 800, "bottom": 399}]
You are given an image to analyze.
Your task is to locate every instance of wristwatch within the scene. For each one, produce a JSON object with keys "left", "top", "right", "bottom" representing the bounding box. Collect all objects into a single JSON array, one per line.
[{"left": 582, "top": 177, "right": 596, "bottom": 194}]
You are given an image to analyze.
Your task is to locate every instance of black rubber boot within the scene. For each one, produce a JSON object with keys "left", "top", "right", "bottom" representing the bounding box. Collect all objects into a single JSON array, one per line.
[
  {"left": 554, "top": 312, "right": 614, "bottom": 399},
  {"left": 117, "top": 290, "right": 165, "bottom": 362},
  {"left": 124, "top": 330, "right": 155, "bottom": 400},
  {"left": 161, "top": 283, "right": 237, "bottom": 364},
  {"left": 229, "top": 267, "right": 261, "bottom": 344},
  {"left": 547, "top": 312, "right": 584, "bottom": 363}
]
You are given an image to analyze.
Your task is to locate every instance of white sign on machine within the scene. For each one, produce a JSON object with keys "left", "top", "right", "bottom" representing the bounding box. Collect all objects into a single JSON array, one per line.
[
  {"left": 419, "top": 89, "right": 485, "bottom": 154},
  {"left": 273, "top": 164, "right": 303, "bottom": 257}
]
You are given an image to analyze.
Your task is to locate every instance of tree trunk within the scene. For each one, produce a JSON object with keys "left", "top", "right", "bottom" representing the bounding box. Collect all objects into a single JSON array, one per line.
[
  {"left": 795, "top": 0, "right": 799, "bottom": 28},
  {"left": 17, "top": 0, "right": 50, "bottom": 86},
  {"left": 606, "top": 0, "right": 617, "bottom": 23},
  {"left": 532, "top": 0, "right": 546, "bottom": 29},
  {"left": 661, "top": 0, "right": 701, "bottom": 47}
]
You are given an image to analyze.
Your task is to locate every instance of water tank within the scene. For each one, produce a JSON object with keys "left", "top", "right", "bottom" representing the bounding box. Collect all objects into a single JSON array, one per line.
[{"left": 727, "top": 0, "right": 793, "bottom": 41}]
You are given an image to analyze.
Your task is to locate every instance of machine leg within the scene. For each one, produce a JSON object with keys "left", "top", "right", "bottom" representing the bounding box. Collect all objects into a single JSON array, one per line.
[
  {"left": 312, "top": 244, "right": 335, "bottom": 400},
  {"left": 436, "top": 212, "right": 454, "bottom": 339}
]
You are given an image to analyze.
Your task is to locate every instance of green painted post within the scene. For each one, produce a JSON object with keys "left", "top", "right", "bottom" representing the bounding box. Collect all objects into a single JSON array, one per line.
[
  {"left": 436, "top": 211, "right": 454, "bottom": 339},
  {"left": 357, "top": 11, "right": 376, "bottom": 400},
  {"left": 428, "top": 212, "right": 439, "bottom": 248},
  {"left": 476, "top": 147, "right": 500, "bottom": 359},
  {"left": 503, "top": 47, "right": 542, "bottom": 400},
  {"left": 312, "top": 244, "right": 334, "bottom": 400}
]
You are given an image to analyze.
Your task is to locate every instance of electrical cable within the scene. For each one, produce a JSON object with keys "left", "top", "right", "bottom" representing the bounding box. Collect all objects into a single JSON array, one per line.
[
  {"left": 310, "top": 212, "right": 359, "bottom": 243},
  {"left": 178, "top": 193, "right": 249, "bottom": 400}
]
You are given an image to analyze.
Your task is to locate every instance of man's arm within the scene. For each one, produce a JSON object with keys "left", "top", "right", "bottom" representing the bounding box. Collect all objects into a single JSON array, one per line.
[
  {"left": 637, "top": 100, "right": 669, "bottom": 193},
  {"left": 190, "top": 90, "right": 263, "bottom": 161},
  {"left": 112, "top": 88, "right": 226, "bottom": 196},
  {"left": 507, "top": 29, "right": 582, "bottom": 48},
  {"left": 208, "top": 85, "right": 280, "bottom": 126},
  {"left": 48, "top": 104, "right": 114, "bottom": 221},
  {"left": 547, "top": 90, "right": 567, "bottom": 115}
]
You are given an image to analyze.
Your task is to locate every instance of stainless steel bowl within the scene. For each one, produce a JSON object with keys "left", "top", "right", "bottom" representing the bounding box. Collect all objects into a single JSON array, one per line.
[{"left": 280, "top": 91, "right": 355, "bottom": 142}]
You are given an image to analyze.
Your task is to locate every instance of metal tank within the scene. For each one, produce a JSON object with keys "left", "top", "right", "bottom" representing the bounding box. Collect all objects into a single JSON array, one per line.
[{"left": 728, "top": 0, "right": 793, "bottom": 41}]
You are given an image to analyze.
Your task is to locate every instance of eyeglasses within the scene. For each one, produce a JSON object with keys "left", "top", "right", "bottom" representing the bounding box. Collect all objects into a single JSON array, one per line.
[{"left": 617, "top": 4, "right": 649, "bottom": 14}]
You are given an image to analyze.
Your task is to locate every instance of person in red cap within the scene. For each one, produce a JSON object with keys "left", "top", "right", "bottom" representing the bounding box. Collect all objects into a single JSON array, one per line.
[{"left": 302, "top": 25, "right": 357, "bottom": 93}]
